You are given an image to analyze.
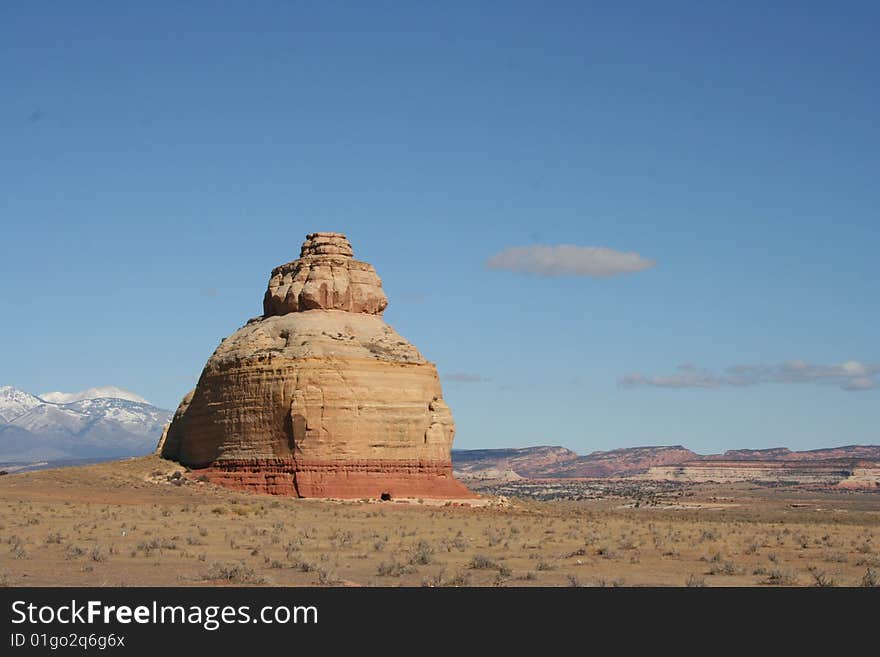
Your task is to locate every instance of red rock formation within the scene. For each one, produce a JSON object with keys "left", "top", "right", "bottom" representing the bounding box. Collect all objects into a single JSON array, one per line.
[
  {"left": 195, "top": 458, "right": 470, "bottom": 498},
  {"left": 454, "top": 445, "right": 699, "bottom": 478},
  {"left": 453, "top": 444, "right": 880, "bottom": 488},
  {"left": 161, "top": 232, "right": 474, "bottom": 499},
  {"left": 453, "top": 446, "right": 579, "bottom": 478}
]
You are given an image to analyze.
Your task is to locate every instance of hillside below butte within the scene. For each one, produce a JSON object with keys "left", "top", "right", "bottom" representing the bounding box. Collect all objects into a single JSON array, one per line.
[
  {"left": 160, "top": 232, "right": 474, "bottom": 500},
  {"left": 452, "top": 444, "right": 880, "bottom": 489}
]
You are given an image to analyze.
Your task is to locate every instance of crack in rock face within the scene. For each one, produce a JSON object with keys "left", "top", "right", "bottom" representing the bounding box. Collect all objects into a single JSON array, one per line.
[{"left": 160, "top": 232, "right": 475, "bottom": 499}]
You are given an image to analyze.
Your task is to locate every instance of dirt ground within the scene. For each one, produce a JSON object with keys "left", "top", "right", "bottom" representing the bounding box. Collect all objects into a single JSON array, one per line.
[{"left": 0, "top": 455, "right": 878, "bottom": 587}]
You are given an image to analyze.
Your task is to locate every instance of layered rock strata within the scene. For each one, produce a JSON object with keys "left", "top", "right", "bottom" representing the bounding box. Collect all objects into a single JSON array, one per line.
[
  {"left": 263, "top": 232, "right": 388, "bottom": 316},
  {"left": 636, "top": 460, "right": 880, "bottom": 489},
  {"left": 161, "top": 232, "right": 474, "bottom": 499}
]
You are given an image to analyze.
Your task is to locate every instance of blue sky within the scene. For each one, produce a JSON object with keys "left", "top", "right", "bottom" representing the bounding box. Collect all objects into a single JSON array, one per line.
[{"left": 2, "top": 1, "right": 878, "bottom": 454}]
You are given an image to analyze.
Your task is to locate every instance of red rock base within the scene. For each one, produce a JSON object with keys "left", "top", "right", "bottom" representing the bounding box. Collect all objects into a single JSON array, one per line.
[
  {"left": 192, "top": 458, "right": 477, "bottom": 499},
  {"left": 196, "top": 459, "right": 298, "bottom": 496}
]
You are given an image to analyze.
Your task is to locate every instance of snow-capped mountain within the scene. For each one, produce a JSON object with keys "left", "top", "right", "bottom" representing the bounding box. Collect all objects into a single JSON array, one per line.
[
  {"left": 0, "top": 386, "right": 171, "bottom": 462},
  {"left": 0, "top": 386, "right": 44, "bottom": 423},
  {"left": 39, "top": 386, "right": 150, "bottom": 405}
]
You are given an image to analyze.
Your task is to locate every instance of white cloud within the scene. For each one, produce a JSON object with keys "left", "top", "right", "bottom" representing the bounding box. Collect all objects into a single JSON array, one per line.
[
  {"left": 486, "top": 244, "right": 655, "bottom": 277},
  {"left": 618, "top": 365, "right": 722, "bottom": 389},
  {"left": 620, "top": 360, "right": 879, "bottom": 392},
  {"left": 843, "top": 377, "right": 876, "bottom": 391}
]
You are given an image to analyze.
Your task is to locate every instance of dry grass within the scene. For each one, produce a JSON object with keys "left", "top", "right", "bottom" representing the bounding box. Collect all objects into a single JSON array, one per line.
[{"left": 0, "top": 455, "right": 878, "bottom": 587}]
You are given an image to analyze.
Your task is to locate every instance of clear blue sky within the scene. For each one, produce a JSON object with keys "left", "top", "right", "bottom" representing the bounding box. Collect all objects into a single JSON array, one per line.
[{"left": 2, "top": 1, "right": 878, "bottom": 454}]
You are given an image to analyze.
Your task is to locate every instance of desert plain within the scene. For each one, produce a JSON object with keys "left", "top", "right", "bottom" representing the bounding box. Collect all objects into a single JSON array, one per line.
[{"left": 1, "top": 455, "right": 878, "bottom": 587}]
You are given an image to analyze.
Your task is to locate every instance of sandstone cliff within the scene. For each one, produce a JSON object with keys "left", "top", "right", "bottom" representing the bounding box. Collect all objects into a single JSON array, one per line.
[
  {"left": 700, "top": 445, "right": 880, "bottom": 462},
  {"left": 161, "top": 232, "right": 474, "bottom": 499},
  {"left": 636, "top": 461, "right": 880, "bottom": 489}
]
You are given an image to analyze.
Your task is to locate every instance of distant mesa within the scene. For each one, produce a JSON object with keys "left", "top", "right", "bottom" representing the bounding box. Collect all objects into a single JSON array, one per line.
[
  {"left": 452, "top": 444, "right": 880, "bottom": 489},
  {"left": 159, "top": 232, "right": 475, "bottom": 499},
  {"left": 452, "top": 445, "right": 696, "bottom": 478}
]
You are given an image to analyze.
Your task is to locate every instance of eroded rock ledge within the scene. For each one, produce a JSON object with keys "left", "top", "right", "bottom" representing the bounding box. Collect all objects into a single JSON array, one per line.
[{"left": 263, "top": 232, "right": 388, "bottom": 316}]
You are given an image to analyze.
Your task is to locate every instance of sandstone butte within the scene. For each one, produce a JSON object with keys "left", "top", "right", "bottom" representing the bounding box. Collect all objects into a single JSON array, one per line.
[{"left": 158, "top": 232, "right": 475, "bottom": 500}]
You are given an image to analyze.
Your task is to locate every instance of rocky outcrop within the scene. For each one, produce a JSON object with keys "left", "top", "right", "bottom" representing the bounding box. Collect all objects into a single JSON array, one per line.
[
  {"left": 702, "top": 448, "right": 794, "bottom": 461},
  {"left": 452, "top": 446, "right": 579, "bottom": 478},
  {"left": 161, "top": 232, "right": 473, "bottom": 499},
  {"left": 540, "top": 446, "right": 698, "bottom": 478},
  {"left": 263, "top": 232, "right": 388, "bottom": 316},
  {"left": 452, "top": 444, "right": 880, "bottom": 488},
  {"left": 637, "top": 460, "right": 880, "bottom": 489},
  {"left": 154, "top": 390, "right": 192, "bottom": 457},
  {"left": 837, "top": 467, "right": 880, "bottom": 489},
  {"left": 700, "top": 445, "right": 880, "bottom": 462},
  {"left": 453, "top": 445, "right": 697, "bottom": 478}
]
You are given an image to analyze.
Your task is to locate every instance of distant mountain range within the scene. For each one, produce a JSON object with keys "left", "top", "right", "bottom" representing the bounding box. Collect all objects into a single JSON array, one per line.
[
  {"left": 4, "top": 382, "right": 877, "bottom": 484},
  {"left": 452, "top": 444, "right": 880, "bottom": 479},
  {"left": 0, "top": 386, "right": 170, "bottom": 463}
]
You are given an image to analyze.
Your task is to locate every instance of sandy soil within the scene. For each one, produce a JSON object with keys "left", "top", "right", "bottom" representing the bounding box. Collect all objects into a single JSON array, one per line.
[{"left": 0, "top": 455, "right": 878, "bottom": 587}]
